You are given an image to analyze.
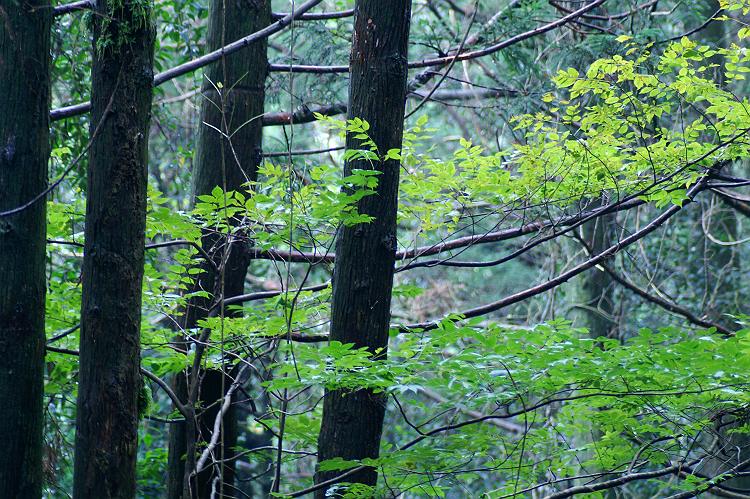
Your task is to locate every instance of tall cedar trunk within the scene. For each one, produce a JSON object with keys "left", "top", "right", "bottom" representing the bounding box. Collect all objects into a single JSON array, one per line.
[
  {"left": 165, "top": 1, "right": 269, "bottom": 497},
  {"left": 72, "top": 2, "right": 154, "bottom": 497},
  {"left": 573, "top": 207, "right": 617, "bottom": 497},
  {"left": 314, "top": 1, "right": 412, "bottom": 496},
  {"left": 575, "top": 210, "right": 616, "bottom": 340},
  {"left": 0, "top": 1, "right": 51, "bottom": 496}
]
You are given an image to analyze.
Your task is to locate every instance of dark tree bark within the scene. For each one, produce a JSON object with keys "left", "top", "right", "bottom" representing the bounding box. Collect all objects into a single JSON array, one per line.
[
  {"left": 73, "top": 2, "right": 155, "bottom": 497},
  {"left": 0, "top": 1, "right": 51, "bottom": 496},
  {"left": 172, "top": 369, "right": 240, "bottom": 499},
  {"left": 314, "top": 0, "right": 412, "bottom": 496},
  {"left": 572, "top": 207, "right": 618, "bottom": 499},
  {"left": 166, "top": 1, "right": 270, "bottom": 497},
  {"left": 574, "top": 210, "right": 617, "bottom": 340}
]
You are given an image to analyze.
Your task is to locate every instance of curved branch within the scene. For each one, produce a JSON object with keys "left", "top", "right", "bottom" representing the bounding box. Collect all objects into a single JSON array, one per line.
[
  {"left": 261, "top": 103, "right": 346, "bottom": 126},
  {"left": 715, "top": 188, "right": 750, "bottom": 219},
  {"left": 245, "top": 197, "right": 646, "bottom": 265},
  {"left": 599, "top": 261, "right": 734, "bottom": 337},
  {"left": 401, "top": 178, "right": 706, "bottom": 332},
  {"left": 549, "top": 0, "right": 657, "bottom": 22},
  {"left": 271, "top": 9, "right": 353, "bottom": 20},
  {"left": 53, "top": 0, "right": 91, "bottom": 16},
  {"left": 543, "top": 460, "right": 702, "bottom": 499},
  {"left": 141, "top": 367, "right": 190, "bottom": 418}
]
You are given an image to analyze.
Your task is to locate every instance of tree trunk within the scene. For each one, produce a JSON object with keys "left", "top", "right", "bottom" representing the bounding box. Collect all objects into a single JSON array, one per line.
[
  {"left": 0, "top": 2, "right": 51, "bottom": 496},
  {"left": 314, "top": 1, "right": 412, "bottom": 496},
  {"left": 696, "top": 3, "right": 750, "bottom": 494},
  {"left": 73, "top": 3, "right": 155, "bottom": 497},
  {"left": 166, "top": 1, "right": 269, "bottom": 497},
  {"left": 572, "top": 207, "right": 617, "bottom": 498},
  {"left": 574, "top": 209, "right": 617, "bottom": 340}
]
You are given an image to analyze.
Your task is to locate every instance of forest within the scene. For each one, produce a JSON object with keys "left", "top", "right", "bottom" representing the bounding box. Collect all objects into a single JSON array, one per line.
[{"left": 2, "top": 0, "right": 750, "bottom": 497}]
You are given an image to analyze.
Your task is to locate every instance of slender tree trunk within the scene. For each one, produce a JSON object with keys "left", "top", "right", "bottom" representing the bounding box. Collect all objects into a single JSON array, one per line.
[
  {"left": 166, "top": 1, "right": 269, "bottom": 497},
  {"left": 314, "top": 1, "right": 412, "bottom": 496},
  {"left": 699, "top": 0, "right": 737, "bottom": 329},
  {"left": 0, "top": 2, "right": 51, "bottom": 496},
  {"left": 566, "top": 0, "right": 618, "bottom": 341},
  {"left": 73, "top": 2, "right": 155, "bottom": 497},
  {"left": 696, "top": 3, "right": 750, "bottom": 494}
]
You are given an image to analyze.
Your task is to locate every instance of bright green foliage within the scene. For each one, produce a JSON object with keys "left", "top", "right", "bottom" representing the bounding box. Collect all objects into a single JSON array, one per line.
[
  {"left": 390, "top": 36, "right": 750, "bottom": 245},
  {"left": 147, "top": 30, "right": 750, "bottom": 497},
  {"left": 266, "top": 319, "right": 750, "bottom": 497},
  {"left": 721, "top": 1, "right": 750, "bottom": 15},
  {"left": 40, "top": 8, "right": 750, "bottom": 498}
]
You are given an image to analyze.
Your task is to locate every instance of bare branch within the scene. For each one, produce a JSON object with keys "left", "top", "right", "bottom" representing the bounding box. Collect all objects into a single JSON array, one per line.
[
  {"left": 50, "top": 0, "right": 604, "bottom": 120},
  {"left": 53, "top": 0, "right": 91, "bottom": 16},
  {"left": 271, "top": 9, "right": 353, "bottom": 20},
  {"left": 261, "top": 103, "right": 346, "bottom": 126},
  {"left": 268, "top": 0, "right": 607, "bottom": 74},
  {"left": 402, "top": 178, "right": 706, "bottom": 332},
  {"left": 599, "top": 261, "right": 734, "bottom": 337},
  {"left": 49, "top": 0, "right": 325, "bottom": 121}
]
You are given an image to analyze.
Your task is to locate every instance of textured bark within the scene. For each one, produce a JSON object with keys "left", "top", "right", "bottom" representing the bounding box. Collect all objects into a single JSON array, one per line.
[
  {"left": 0, "top": 2, "right": 51, "bottom": 497},
  {"left": 314, "top": 1, "right": 412, "bottom": 496},
  {"left": 166, "top": 1, "right": 270, "bottom": 497},
  {"left": 574, "top": 210, "right": 617, "bottom": 340},
  {"left": 572, "top": 208, "right": 617, "bottom": 498},
  {"left": 171, "top": 370, "right": 240, "bottom": 499},
  {"left": 73, "top": 3, "right": 155, "bottom": 497},
  {"left": 168, "top": 372, "right": 190, "bottom": 499}
]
